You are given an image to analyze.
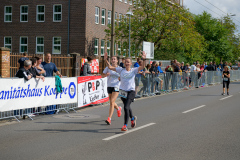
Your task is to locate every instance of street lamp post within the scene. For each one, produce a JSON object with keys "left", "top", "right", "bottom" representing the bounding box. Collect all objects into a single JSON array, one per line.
[{"left": 126, "top": 11, "right": 133, "bottom": 57}]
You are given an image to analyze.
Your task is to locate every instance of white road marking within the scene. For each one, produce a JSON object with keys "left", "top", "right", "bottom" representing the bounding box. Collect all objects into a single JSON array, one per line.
[
  {"left": 103, "top": 123, "right": 156, "bottom": 141},
  {"left": 220, "top": 95, "right": 233, "bottom": 101},
  {"left": 182, "top": 105, "right": 206, "bottom": 114}
]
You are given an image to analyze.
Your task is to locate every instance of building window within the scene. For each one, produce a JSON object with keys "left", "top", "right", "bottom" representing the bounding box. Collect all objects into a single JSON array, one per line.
[
  {"left": 94, "top": 38, "right": 99, "bottom": 55},
  {"left": 101, "top": 39, "right": 105, "bottom": 56},
  {"left": 4, "top": 6, "right": 12, "bottom": 22},
  {"left": 107, "top": 40, "right": 110, "bottom": 56},
  {"left": 101, "top": 9, "right": 106, "bottom": 25},
  {"left": 125, "top": 0, "right": 128, "bottom": 3},
  {"left": 119, "top": 14, "right": 122, "bottom": 26},
  {"left": 36, "top": 37, "right": 44, "bottom": 54},
  {"left": 114, "top": 43, "right": 117, "bottom": 56},
  {"left": 129, "top": 0, "right": 132, "bottom": 5},
  {"left": 37, "top": 5, "right": 45, "bottom": 22},
  {"left": 117, "top": 43, "right": 121, "bottom": 56},
  {"left": 4, "top": 37, "right": 12, "bottom": 52},
  {"left": 53, "top": 4, "right": 62, "bottom": 22},
  {"left": 108, "top": 11, "right": 111, "bottom": 25},
  {"left": 95, "top": 7, "right": 99, "bottom": 24},
  {"left": 20, "top": 37, "right": 28, "bottom": 53},
  {"left": 115, "top": 12, "right": 117, "bottom": 24},
  {"left": 52, "top": 37, "right": 61, "bottom": 54},
  {"left": 20, "top": 5, "right": 28, "bottom": 22}
]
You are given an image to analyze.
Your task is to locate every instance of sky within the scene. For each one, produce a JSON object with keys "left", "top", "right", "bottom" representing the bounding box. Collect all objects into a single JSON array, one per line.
[{"left": 184, "top": 0, "right": 240, "bottom": 34}]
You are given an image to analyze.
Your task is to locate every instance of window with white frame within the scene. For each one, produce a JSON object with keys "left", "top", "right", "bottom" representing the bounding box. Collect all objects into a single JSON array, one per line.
[
  {"left": 36, "top": 37, "right": 44, "bottom": 54},
  {"left": 94, "top": 38, "right": 99, "bottom": 55},
  {"left": 101, "top": 9, "right": 106, "bottom": 25},
  {"left": 117, "top": 43, "right": 121, "bottom": 56},
  {"left": 20, "top": 5, "right": 28, "bottom": 22},
  {"left": 37, "top": 5, "right": 45, "bottom": 22},
  {"left": 108, "top": 10, "right": 111, "bottom": 25},
  {"left": 95, "top": 7, "right": 99, "bottom": 24},
  {"left": 119, "top": 14, "right": 122, "bottom": 26},
  {"left": 20, "top": 37, "right": 28, "bottom": 53},
  {"left": 52, "top": 37, "right": 61, "bottom": 54},
  {"left": 53, "top": 4, "right": 62, "bottom": 22},
  {"left": 4, "top": 37, "right": 12, "bottom": 52},
  {"left": 129, "top": 0, "right": 132, "bottom": 5},
  {"left": 114, "top": 43, "right": 117, "bottom": 56},
  {"left": 107, "top": 40, "right": 110, "bottom": 56},
  {"left": 101, "top": 39, "right": 105, "bottom": 56},
  {"left": 4, "top": 6, "right": 12, "bottom": 22},
  {"left": 125, "top": 0, "right": 127, "bottom": 3}
]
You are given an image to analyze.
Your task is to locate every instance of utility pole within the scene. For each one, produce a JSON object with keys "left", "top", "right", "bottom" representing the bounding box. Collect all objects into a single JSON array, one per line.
[{"left": 110, "top": 0, "right": 115, "bottom": 58}]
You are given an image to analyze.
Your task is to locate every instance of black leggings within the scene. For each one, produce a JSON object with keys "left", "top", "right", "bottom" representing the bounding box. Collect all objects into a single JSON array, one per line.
[
  {"left": 223, "top": 81, "right": 230, "bottom": 89},
  {"left": 121, "top": 90, "right": 135, "bottom": 125}
]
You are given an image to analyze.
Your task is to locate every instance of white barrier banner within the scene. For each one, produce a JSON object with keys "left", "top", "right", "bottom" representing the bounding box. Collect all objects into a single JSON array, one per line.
[
  {"left": 0, "top": 77, "right": 77, "bottom": 112},
  {"left": 78, "top": 76, "right": 109, "bottom": 107}
]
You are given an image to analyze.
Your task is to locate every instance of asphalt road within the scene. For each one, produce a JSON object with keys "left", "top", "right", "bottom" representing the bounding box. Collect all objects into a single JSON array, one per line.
[{"left": 1, "top": 82, "right": 240, "bottom": 160}]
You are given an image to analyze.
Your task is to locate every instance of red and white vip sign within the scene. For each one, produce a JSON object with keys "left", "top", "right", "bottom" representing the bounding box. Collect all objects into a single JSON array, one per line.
[
  {"left": 77, "top": 76, "right": 109, "bottom": 108},
  {"left": 81, "top": 59, "right": 99, "bottom": 73}
]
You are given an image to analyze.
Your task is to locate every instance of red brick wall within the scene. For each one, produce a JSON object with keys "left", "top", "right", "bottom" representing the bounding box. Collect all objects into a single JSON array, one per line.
[
  {"left": 0, "top": 0, "right": 69, "bottom": 54},
  {"left": 86, "top": 0, "right": 131, "bottom": 59}
]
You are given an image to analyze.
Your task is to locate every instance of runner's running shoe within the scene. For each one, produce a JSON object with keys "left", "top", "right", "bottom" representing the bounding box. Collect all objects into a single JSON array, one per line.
[
  {"left": 105, "top": 117, "right": 111, "bottom": 125},
  {"left": 222, "top": 93, "right": 225, "bottom": 96},
  {"left": 121, "top": 125, "right": 128, "bottom": 131},
  {"left": 117, "top": 106, "right": 122, "bottom": 117},
  {"left": 131, "top": 116, "right": 137, "bottom": 128}
]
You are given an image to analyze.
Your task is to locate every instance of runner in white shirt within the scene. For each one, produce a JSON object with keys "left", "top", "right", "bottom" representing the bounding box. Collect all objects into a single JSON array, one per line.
[
  {"left": 104, "top": 51, "right": 147, "bottom": 131},
  {"left": 102, "top": 56, "right": 122, "bottom": 125}
]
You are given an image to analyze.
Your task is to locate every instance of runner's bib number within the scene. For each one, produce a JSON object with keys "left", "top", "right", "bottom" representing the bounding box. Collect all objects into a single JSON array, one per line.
[
  {"left": 119, "top": 89, "right": 127, "bottom": 99},
  {"left": 223, "top": 78, "right": 228, "bottom": 81}
]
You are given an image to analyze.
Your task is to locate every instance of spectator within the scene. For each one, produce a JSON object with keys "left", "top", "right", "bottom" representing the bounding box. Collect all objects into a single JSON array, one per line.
[
  {"left": 119, "top": 58, "right": 125, "bottom": 68},
  {"left": 205, "top": 62, "right": 215, "bottom": 71},
  {"left": 196, "top": 61, "right": 199, "bottom": 65},
  {"left": 149, "top": 61, "right": 158, "bottom": 95},
  {"left": 219, "top": 61, "right": 223, "bottom": 70},
  {"left": 29, "top": 58, "right": 45, "bottom": 82},
  {"left": 18, "top": 52, "right": 29, "bottom": 69},
  {"left": 41, "top": 53, "right": 62, "bottom": 77},
  {"left": 190, "top": 62, "right": 196, "bottom": 72},
  {"left": 180, "top": 62, "right": 187, "bottom": 72},
  {"left": 83, "top": 57, "right": 93, "bottom": 76},
  {"left": 138, "top": 64, "right": 151, "bottom": 96},
  {"left": 156, "top": 62, "right": 165, "bottom": 91},
  {"left": 135, "top": 60, "right": 143, "bottom": 98},
  {"left": 157, "top": 62, "right": 165, "bottom": 74},
  {"left": 213, "top": 61, "right": 217, "bottom": 71},
  {"left": 35, "top": 56, "right": 45, "bottom": 76},
  {"left": 15, "top": 60, "right": 32, "bottom": 81},
  {"left": 204, "top": 62, "right": 208, "bottom": 69},
  {"left": 134, "top": 57, "right": 140, "bottom": 68}
]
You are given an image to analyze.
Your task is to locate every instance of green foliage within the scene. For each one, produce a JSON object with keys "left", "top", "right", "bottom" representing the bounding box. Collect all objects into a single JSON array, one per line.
[
  {"left": 194, "top": 11, "right": 239, "bottom": 63},
  {"left": 105, "top": 0, "right": 239, "bottom": 64}
]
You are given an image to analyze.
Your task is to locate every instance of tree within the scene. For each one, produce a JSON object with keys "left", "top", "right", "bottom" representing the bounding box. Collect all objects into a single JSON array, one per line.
[
  {"left": 105, "top": 0, "right": 206, "bottom": 63},
  {"left": 194, "top": 12, "right": 238, "bottom": 63}
]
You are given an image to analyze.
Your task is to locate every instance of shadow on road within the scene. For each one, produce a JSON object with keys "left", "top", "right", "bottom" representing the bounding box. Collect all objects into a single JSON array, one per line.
[{"left": 191, "top": 94, "right": 221, "bottom": 96}]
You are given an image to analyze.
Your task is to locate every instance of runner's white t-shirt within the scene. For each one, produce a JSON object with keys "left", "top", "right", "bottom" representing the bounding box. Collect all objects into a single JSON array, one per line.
[
  {"left": 116, "top": 67, "right": 139, "bottom": 91},
  {"left": 103, "top": 67, "right": 120, "bottom": 88}
]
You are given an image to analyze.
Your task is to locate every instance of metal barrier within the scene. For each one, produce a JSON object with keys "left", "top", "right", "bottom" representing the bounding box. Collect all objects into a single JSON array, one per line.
[
  {"left": 1, "top": 72, "right": 240, "bottom": 122},
  {"left": 135, "top": 71, "right": 240, "bottom": 98}
]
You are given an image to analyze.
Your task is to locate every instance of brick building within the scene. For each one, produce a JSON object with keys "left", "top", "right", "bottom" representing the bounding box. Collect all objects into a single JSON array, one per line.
[{"left": 0, "top": 0, "right": 131, "bottom": 59}]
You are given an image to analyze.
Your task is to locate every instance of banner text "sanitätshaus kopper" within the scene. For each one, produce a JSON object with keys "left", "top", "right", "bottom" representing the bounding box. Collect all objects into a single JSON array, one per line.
[{"left": 0, "top": 84, "right": 68, "bottom": 100}]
